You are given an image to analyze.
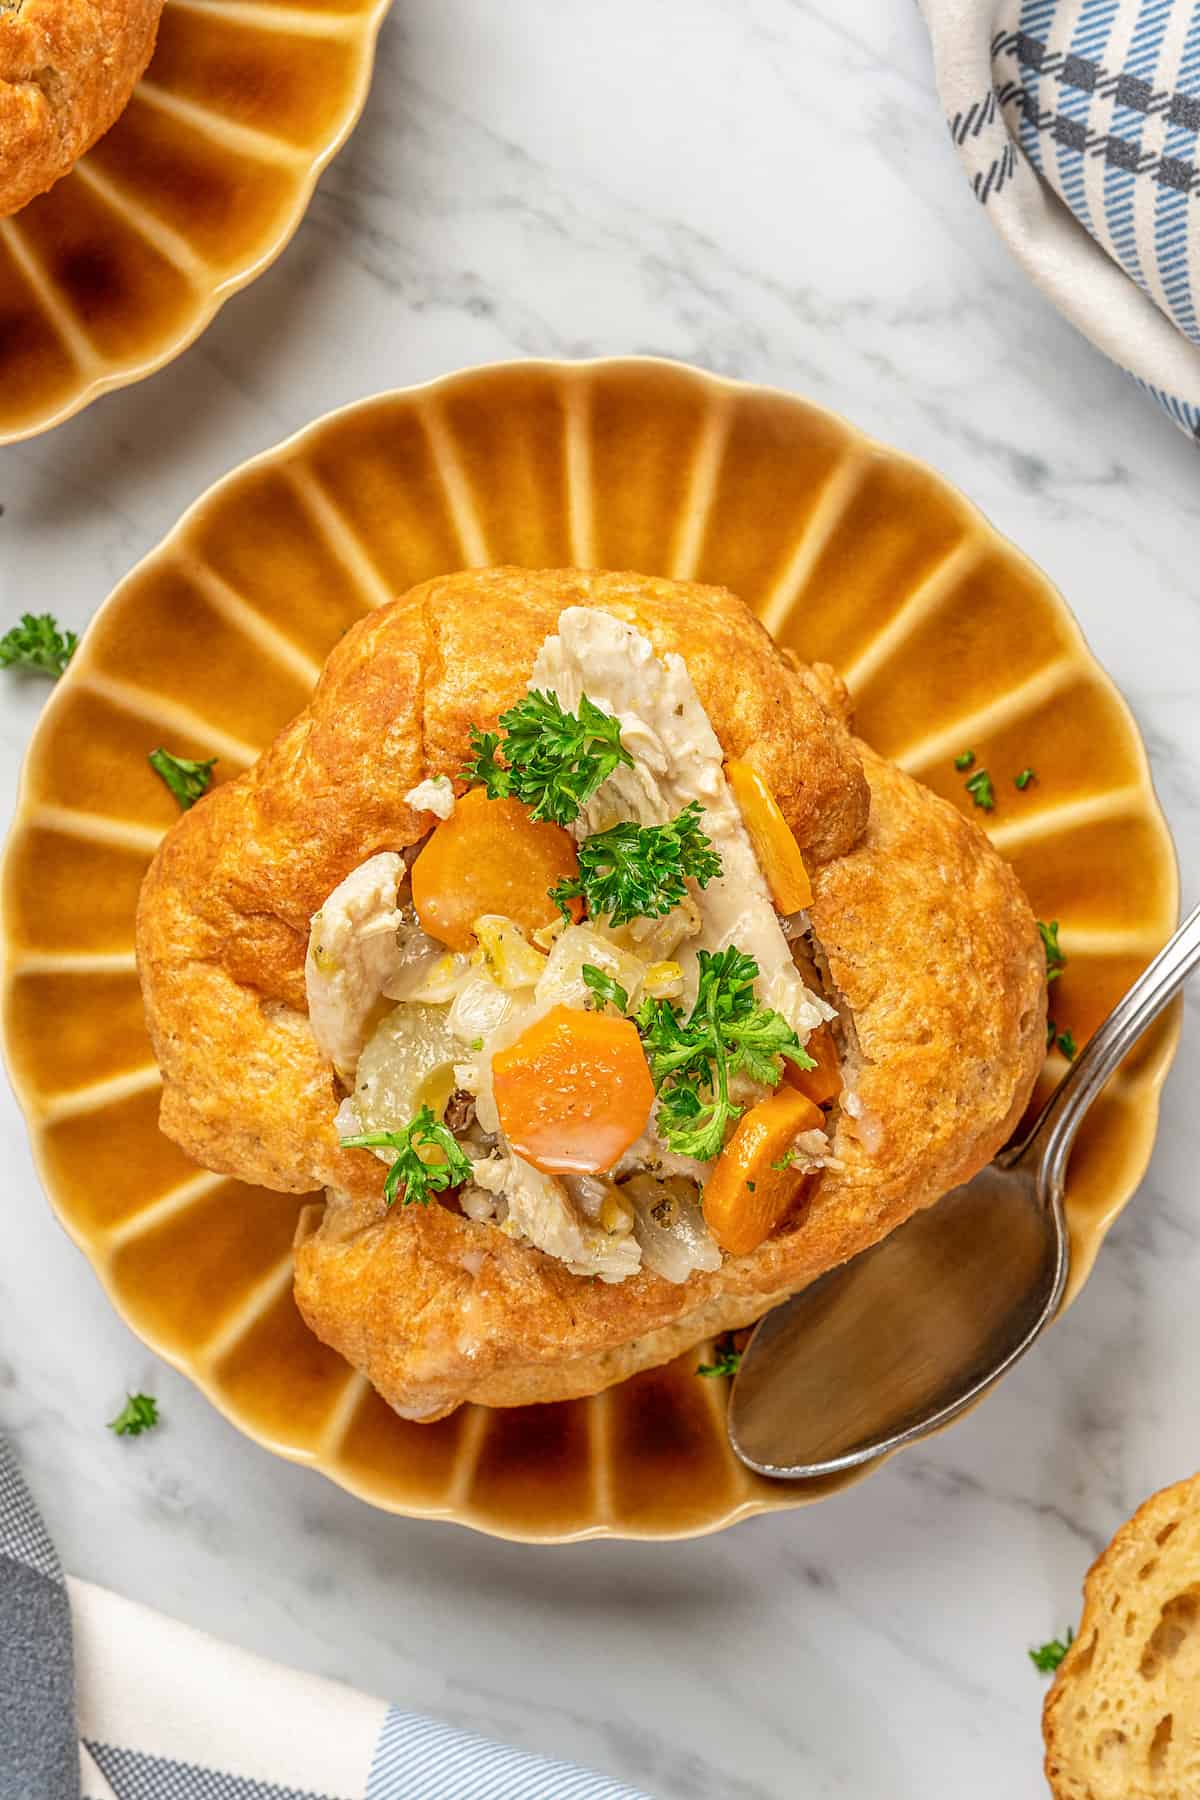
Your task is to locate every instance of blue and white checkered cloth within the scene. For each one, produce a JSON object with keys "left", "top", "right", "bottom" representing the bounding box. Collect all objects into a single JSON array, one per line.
[
  {"left": 924, "top": 0, "right": 1200, "bottom": 437},
  {"left": 0, "top": 1439, "right": 652, "bottom": 1800}
]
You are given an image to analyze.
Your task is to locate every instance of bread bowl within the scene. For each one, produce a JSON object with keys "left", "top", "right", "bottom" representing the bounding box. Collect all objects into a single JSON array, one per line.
[
  {"left": 0, "top": 0, "right": 162, "bottom": 218},
  {"left": 136, "top": 565, "right": 1046, "bottom": 1421}
]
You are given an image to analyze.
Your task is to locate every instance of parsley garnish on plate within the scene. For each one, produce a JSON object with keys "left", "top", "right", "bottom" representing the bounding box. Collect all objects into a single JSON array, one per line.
[
  {"left": 697, "top": 1343, "right": 742, "bottom": 1379},
  {"left": 964, "top": 768, "right": 996, "bottom": 812},
  {"left": 1056, "top": 1028, "right": 1077, "bottom": 1061},
  {"left": 954, "top": 749, "right": 976, "bottom": 772},
  {"left": 771, "top": 1147, "right": 799, "bottom": 1172},
  {"left": 1029, "top": 1628, "right": 1074, "bottom": 1674},
  {"left": 1038, "top": 920, "right": 1067, "bottom": 983},
  {"left": 149, "top": 749, "right": 217, "bottom": 811},
  {"left": 1015, "top": 767, "right": 1037, "bottom": 791},
  {"left": 464, "top": 690, "right": 632, "bottom": 826},
  {"left": 551, "top": 801, "right": 722, "bottom": 928},
  {"left": 340, "top": 1105, "right": 473, "bottom": 1207},
  {"left": 581, "top": 964, "right": 630, "bottom": 1013},
  {"left": 637, "top": 946, "right": 814, "bottom": 1162},
  {"left": 108, "top": 1394, "right": 160, "bottom": 1437},
  {"left": 0, "top": 612, "right": 77, "bottom": 677}
]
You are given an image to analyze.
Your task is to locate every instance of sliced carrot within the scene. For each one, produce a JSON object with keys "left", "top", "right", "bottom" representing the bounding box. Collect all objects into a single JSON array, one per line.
[
  {"left": 703, "top": 1087, "right": 824, "bottom": 1257},
  {"left": 725, "top": 760, "right": 813, "bottom": 913},
  {"left": 783, "top": 1023, "right": 842, "bottom": 1107},
  {"left": 411, "top": 787, "right": 583, "bottom": 952},
  {"left": 492, "top": 1004, "right": 655, "bottom": 1175}
]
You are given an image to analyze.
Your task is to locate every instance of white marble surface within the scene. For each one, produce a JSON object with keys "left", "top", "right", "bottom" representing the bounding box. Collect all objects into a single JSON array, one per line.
[{"left": 1, "top": 2, "right": 1198, "bottom": 1795}]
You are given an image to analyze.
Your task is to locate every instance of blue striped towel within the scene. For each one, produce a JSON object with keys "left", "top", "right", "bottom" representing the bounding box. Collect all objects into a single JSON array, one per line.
[
  {"left": 924, "top": 0, "right": 1200, "bottom": 437},
  {"left": 0, "top": 1439, "right": 652, "bottom": 1800}
]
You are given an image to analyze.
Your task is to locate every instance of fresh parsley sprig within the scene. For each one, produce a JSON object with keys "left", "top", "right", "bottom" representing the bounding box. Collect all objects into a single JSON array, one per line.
[
  {"left": 108, "top": 1393, "right": 160, "bottom": 1437},
  {"left": 149, "top": 749, "right": 217, "bottom": 811},
  {"left": 637, "top": 946, "right": 814, "bottom": 1162},
  {"left": 0, "top": 612, "right": 77, "bottom": 677},
  {"left": 340, "top": 1105, "right": 473, "bottom": 1207},
  {"left": 464, "top": 690, "right": 632, "bottom": 826},
  {"left": 581, "top": 964, "right": 629, "bottom": 1013},
  {"left": 552, "top": 801, "right": 722, "bottom": 929},
  {"left": 1029, "top": 1628, "right": 1073, "bottom": 1674}
]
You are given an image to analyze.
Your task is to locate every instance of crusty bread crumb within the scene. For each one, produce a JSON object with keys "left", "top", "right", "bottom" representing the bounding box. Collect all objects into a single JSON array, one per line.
[{"left": 1045, "top": 1474, "right": 1200, "bottom": 1798}]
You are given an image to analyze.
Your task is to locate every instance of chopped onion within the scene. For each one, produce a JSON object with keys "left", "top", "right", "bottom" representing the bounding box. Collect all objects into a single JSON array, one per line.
[
  {"left": 448, "top": 972, "right": 514, "bottom": 1043},
  {"left": 623, "top": 1174, "right": 722, "bottom": 1283},
  {"left": 535, "top": 923, "right": 647, "bottom": 1012}
]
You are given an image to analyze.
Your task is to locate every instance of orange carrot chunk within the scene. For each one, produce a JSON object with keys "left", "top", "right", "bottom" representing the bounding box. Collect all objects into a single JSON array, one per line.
[
  {"left": 725, "top": 760, "right": 813, "bottom": 913},
  {"left": 492, "top": 1005, "right": 655, "bottom": 1175},
  {"left": 784, "top": 1023, "right": 842, "bottom": 1107},
  {"left": 411, "top": 787, "right": 583, "bottom": 952},
  {"left": 703, "top": 1087, "right": 824, "bottom": 1257}
]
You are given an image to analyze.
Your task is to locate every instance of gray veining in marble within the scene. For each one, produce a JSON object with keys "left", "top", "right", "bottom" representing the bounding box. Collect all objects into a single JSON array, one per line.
[{"left": 0, "top": 3, "right": 1197, "bottom": 1795}]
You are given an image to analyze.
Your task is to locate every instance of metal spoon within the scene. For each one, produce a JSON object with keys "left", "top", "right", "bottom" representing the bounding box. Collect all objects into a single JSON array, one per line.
[{"left": 728, "top": 900, "right": 1200, "bottom": 1482}]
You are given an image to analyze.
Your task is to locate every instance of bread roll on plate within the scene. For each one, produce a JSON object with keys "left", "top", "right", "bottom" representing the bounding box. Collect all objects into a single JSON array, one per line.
[
  {"left": 1, "top": 0, "right": 162, "bottom": 218},
  {"left": 136, "top": 567, "right": 1046, "bottom": 1420}
]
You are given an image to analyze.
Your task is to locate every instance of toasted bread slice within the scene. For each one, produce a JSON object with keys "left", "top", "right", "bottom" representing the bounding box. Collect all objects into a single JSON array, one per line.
[{"left": 1044, "top": 1474, "right": 1200, "bottom": 1798}]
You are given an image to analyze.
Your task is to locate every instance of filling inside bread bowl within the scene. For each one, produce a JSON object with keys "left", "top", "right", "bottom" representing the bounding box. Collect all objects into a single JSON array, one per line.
[{"left": 136, "top": 567, "right": 1047, "bottom": 1421}]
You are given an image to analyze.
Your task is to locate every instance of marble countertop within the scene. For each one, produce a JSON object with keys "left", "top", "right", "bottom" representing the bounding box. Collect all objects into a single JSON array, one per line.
[{"left": 2, "top": 3, "right": 1198, "bottom": 1795}]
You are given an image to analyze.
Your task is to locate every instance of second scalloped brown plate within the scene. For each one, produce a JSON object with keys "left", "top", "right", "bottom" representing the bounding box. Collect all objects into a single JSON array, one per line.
[
  {"left": 0, "top": 360, "right": 1179, "bottom": 1539},
  {"left": 0, "top": 0, "right": 391, "bottom": 444}
]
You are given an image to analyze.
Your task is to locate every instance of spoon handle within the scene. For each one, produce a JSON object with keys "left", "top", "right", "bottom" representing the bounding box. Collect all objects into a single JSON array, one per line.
[{"left": 1018, "top": 899, "right": 1200, "bottom": 1192}]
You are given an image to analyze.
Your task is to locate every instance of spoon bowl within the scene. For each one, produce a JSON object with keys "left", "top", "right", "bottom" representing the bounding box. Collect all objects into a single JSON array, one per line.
[{"left": 729, "top": 902, "right": 1200, "bottom": 1481}]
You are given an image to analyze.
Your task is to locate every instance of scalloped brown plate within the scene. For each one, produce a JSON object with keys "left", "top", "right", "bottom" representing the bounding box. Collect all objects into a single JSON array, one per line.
[
  {"left": 1, "top": 360, "right": 1179, "bottom": 1539},
  {"left": 0, "top": 0, "right": 390, "bottom": 443}
]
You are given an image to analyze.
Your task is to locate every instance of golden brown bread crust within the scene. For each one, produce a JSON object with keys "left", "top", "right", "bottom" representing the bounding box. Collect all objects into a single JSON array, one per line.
[
  {"left": 137, "top": 565, "right": 1044, "bottom": 1420},
  {"left": 1043, "top": 1473, "right": 1200, "bottom": 1798},
  {"left": 0, "top": 0, "right": 162, "bottom": 219}
]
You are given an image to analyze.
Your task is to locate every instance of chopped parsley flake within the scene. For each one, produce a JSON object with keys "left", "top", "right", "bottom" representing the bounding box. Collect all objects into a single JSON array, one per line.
[
  {"left": 1056, "top": 1028, "right": 1077, "bottom": 1061},
  {"left": 581, "top": 964, "right": 630, "bottom": 1013},
  {"left": 1038, "top": 920, "right": 1066, "bottom": 984},
  {"left": 964, "top": 768, "right": 996, "bottom": 812},
  {"left": 0, "top": 612, "right": 77, "bottom": 677},
  {"left": 340, "top": 1105, "right": 473, "bottom": 1207},
  {"left": 149, "top": 749, "right": 217, "bottom": 811},
  {"left": 1029, "top": 1628, "right": 1073, "bottom": 1674},
  {"left": 771, "top": 1147, "right": 799, "bottom": 1172},
  {"left": 697, "top": 1342, "right": 742, "bottom": 1379},
  {"left": 954, "top": 750, "right": 976, "bottom": 772},
  {"left": 1014, "top": 768, "right": 1037, "bottom": 791},
  {"left": 108, "top": 1394, "right": 160, "bottom": 1437}
]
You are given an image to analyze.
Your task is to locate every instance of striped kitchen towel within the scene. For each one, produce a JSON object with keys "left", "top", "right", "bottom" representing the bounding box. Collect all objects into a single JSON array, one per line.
[
  {"left": 923, "top": 0, "right": 1200, "bottom": 437},
  {"left": 0, "top": 1439, "right": 652, "bottom": 1800}
]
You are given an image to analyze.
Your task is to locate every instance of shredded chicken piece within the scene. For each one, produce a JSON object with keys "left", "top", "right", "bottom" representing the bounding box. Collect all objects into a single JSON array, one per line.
[
  {"left": 305, "top": 853, "right": 408, "bottom": 1078},
  {"left": 470, "top": 1151, "right": 642, "bottom": 1282}
]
